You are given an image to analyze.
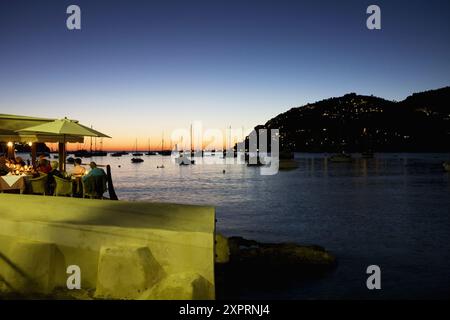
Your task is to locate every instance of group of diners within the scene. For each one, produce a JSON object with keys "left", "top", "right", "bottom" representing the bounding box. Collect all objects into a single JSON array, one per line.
[{"left": 0, "top": 154, "right": 107, "bottom": 198}]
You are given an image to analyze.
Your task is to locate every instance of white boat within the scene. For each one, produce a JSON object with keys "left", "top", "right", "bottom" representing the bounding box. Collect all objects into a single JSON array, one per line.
[
  {"left": 175, "top": 154, "right": 195, "bottom": 166},
  {"left": 443, "top": 161, "right": 450, "bottom": 172}
]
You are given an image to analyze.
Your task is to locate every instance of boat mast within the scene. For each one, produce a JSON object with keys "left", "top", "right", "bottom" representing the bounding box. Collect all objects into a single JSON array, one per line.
[
  {"left": 190, "top": 123, "right": 193, "bottom": 156},
  {"left": 229, "top": 125, "right": 232, "bottom": 151},
  {"left": 90, "top": 125, "right": 93, "bottom": 153}
]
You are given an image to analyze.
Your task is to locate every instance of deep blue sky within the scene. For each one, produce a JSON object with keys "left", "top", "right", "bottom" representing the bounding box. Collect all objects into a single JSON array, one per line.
[{"left": 1, "top": 0, "right": 449, "bottom": 149}]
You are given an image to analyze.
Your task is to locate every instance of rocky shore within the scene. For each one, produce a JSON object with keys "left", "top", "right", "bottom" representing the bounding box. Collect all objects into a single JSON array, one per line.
[{"left": 215, "top": 236, "right": 337, "bottom": 299}]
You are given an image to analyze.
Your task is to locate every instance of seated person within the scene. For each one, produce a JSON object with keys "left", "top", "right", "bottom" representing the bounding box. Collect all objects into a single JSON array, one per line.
[
  {"left": 0, "top": 156, "right": 10, "bottom": 175},
  {"left": 82, "top": 162, "right": 106, "bottom": 182},
  {"left": 71, "top": 158, "right": 86, "bottom": 176},
  {"left": 35, "top": 154, "right": 47, "bottom": 168},
  {"left": 15, "top": 156, "right": 26, "bottom": 167},
  {"left": 36, "top": 158, "right": 52, "bottom": 174},
  {"left": 82, "top": 162, "right": 107, "bottom": 198},
  {"left": 49, "top": 161, "right": 64, "bottom": 179},
  {"left": 47, "top": 161, "right": 66, "bottom": 194}
]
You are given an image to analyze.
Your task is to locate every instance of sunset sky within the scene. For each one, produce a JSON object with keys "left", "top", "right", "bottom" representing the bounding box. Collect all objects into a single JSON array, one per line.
[{"left": 1, "top": 0, "right": 449, "bottom": 150}]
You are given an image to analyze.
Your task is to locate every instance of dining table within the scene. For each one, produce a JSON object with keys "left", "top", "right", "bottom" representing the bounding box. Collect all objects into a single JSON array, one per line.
[{"left": 0, "top": 174, "right": 30, "bottom": 194}]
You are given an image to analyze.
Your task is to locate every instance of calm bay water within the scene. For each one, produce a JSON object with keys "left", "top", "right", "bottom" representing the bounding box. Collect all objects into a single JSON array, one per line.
[
  {"left": 106, "top": 152, "right": 450, "bottom": 299},
  {"left": 26, "top": 152, "right": 450, "bottom": 299}
]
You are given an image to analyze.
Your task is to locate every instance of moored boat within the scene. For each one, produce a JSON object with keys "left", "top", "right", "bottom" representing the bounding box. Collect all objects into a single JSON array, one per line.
[
  {"left": 145, "top": 138, "right": 157, "bottom": 155},
  {"left": 132, "top": 139, "right": 143, "bottom": 156},
  {"left": 74, "top": 149, "right": 92, "bottom": 158},
  {"left": 175, "top": 154, "right": 194, "bottom": 165},
  {"left": 443, "top": 161, "right": 450, "bottom": 172},
  {"left": 91, "top": 151, "right": 108, "bottom": 157},
  {"left": 279, "top": 159, "right": 299, "bottom": 171},
  {"left": 329, "top": 153, "right": 353, "bottom": 163},
  {"left": 361, "top": 151, "right": 374, "bottom": 159}
]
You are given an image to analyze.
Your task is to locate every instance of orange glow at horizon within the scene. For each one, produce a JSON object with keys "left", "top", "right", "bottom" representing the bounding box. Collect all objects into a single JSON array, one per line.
[{"left": 47, "top": 128, "right": 249, "bottom": 152}]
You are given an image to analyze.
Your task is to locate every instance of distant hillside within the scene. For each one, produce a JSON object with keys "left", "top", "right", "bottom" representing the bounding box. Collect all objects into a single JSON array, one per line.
[
  {"left": 400, "top": 87, "right": 450, "bottom": 115},
  {"left": 247, "top": 87, "right": 450, "bottom": 152}
]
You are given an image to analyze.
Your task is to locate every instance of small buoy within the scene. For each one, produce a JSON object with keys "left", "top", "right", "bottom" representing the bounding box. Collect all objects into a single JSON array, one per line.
[{"left": 118, "top": 165, "right": 121, "bottom": 168}]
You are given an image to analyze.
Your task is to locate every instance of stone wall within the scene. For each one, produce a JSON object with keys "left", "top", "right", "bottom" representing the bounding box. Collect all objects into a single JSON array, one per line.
[{"left": 0, "top": 194, "right": 216, "bottom": 299}]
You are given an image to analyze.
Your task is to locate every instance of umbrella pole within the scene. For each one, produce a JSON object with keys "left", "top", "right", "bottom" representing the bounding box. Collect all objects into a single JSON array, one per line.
[
  {"left": 7, "top": 143, "right": 15, "bottom": 160},
  {"left": 58, "top": 141, "right": 64, "bottom": 172},
  {"left": 31, "top": 143, "right": 37, "bottom": 169},
  {"left": 63, "top": 135, "right": 67, "bottom": 172}
]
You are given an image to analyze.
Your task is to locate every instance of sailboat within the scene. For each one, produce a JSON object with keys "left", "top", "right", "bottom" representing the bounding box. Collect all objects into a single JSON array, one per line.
[
  {"left": 132, "top": 139, "right": 143, "bottom": 156},
  {"left": 74, "top": 126, "right": 107, "bottom": 157},
  {"left": 111, "top": 152, "right": 122, "bottom": 157},
  {"left": 157, "top": 133, "right": 165, "bottom": 168},
  {"left": 175, "top": 124, "right": 195, "bottom": 165},
  {"left": 131, "top": 139, "right": 144, "bottom": 163},
  {"left": 91, "top": 137, "right": 107, "bottom": 156},
  {"left": 361, "top": 128, "right": 374, "bottom": 159},
  {"left": 74, "top": 149, "right": 91, "bottom": 158},
  {"left": 146, "top": 138, "right": 157, "bottom": 156},
  {"left": 328, "top": 128, "right": 353, "bottom": 163}
]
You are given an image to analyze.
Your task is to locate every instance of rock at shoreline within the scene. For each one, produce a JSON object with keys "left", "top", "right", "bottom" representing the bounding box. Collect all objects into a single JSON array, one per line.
[
  {"left": 227, "top": 236, "right": 336, "bottom": 267},
  {"left": 216, "top": 236, "right": 337, "bottom": 299}
]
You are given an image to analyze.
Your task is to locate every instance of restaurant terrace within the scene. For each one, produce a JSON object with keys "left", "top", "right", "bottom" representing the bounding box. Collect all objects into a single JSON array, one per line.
[
  {"left": 0, "top": 113, "right": 117, "bottom": 199},
  {"left": 0, "top": 114, "right": 218, "bottom": 300}
]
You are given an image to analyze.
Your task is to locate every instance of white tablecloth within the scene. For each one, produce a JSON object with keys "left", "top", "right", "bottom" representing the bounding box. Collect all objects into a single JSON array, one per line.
[{"left": 1, "top": 175, "right": 22, "bottom": 187}]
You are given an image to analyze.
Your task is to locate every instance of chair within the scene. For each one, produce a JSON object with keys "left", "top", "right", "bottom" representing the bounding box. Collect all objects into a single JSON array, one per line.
[
  {"left": 29, "top": 174, "right": 48, "bottom": 195},
  {"left": 82, "top": 175, "right": 107, "bottom": 199},
  {"left": 54, "top": 176, "right": 73, "bottom": 197}
]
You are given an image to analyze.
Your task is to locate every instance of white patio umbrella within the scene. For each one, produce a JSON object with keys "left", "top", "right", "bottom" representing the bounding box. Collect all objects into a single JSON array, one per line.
[{"left": 16, "top": 118, "right": 111, "bottom": 171}]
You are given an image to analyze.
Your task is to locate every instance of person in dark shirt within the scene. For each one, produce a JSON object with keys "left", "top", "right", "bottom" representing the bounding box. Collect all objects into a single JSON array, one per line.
[
  {"left": 37, "top": 158, "right": 52, "bottom": 174},
  {"left": 0, "top": 156, "right": 9, "bottom": 175},
  {"left": 47, "top": 161, "right": 65, "bottom": 194},
  {"left": 49, "top": 161, "right": 63, "bottom": 178},
  {"left": 15, "top": 156, "right": 26, "bottom": 167}
]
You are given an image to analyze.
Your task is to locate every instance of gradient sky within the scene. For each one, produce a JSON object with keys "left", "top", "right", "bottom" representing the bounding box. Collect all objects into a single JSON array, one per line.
[{"left": 1, "top": 0, "right": 449, "bottom": 150}]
